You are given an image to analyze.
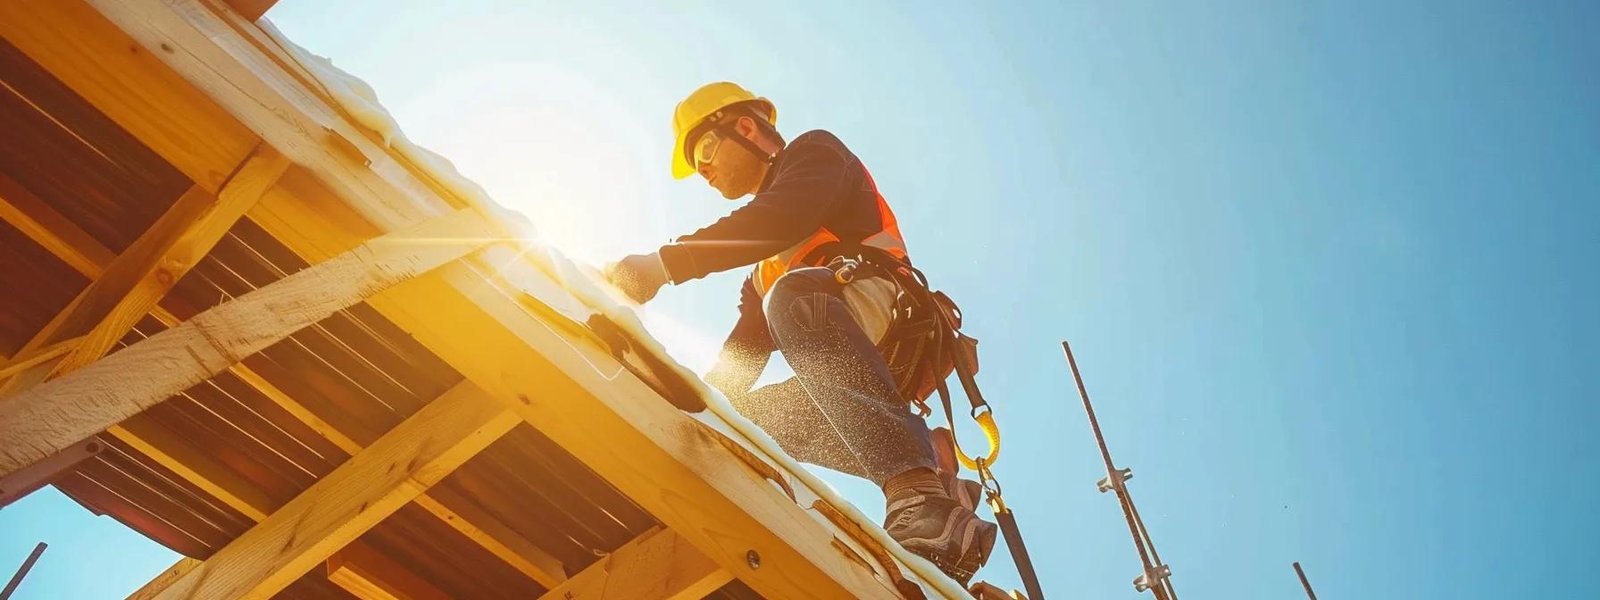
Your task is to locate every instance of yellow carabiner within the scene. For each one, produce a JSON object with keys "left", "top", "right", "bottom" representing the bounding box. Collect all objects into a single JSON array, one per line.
[{"left": 955, "top": 408, "right": 1001, "bottom": 471}]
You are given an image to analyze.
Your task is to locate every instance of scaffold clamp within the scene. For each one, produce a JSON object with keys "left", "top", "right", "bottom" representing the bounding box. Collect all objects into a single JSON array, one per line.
[
  {"left": 1133, "top": 564, "right": 1171, "bottom": 592},
  {"left": 1097, "top": 467, "right": 1133, "bottom": 493}
]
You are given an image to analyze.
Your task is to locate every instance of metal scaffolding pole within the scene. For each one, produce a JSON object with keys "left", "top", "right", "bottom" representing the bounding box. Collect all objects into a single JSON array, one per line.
[
  {"left": 1294, "top": 562, "right": 1319, "bottom": 600},
  {"left": 1, "top": 542, "right": 46, "bottom": 600},
  {"left": 1062, "top": 341, "right": 1176, "bottom": 599}
]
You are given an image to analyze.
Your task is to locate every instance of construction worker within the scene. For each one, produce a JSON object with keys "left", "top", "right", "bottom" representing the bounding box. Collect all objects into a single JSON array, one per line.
[{"left": 603, "top": 82, "right": 996, "bottom": 582}]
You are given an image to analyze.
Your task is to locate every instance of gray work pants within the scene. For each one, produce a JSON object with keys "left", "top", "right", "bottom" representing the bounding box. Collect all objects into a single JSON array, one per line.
[{"left": 728, "top": 267, "right": 937, "bottom": 486}]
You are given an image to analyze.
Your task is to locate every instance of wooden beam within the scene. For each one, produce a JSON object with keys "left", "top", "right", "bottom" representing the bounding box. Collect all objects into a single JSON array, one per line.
[
  {"left": 0, "top": 0, "right": 259, "bottom": 193},
  {"left": 0, "top": 437, "right": 101, "bottom": 508},
  {"left": 222, "top": 0, "right": 278, "bottom": 21},
  {"left": 0, "top": 172, "right": 113, "bottom": 279},
  {"left": 152, "top": 381, "right": 517, "bottom": 600},
  {"left": 536, "top": 527, "right": 730, "bottom": 600},
  {"left": 108, "top": 417, "right": 275, "bottom": 521},
  {"left": 0, "top": 336, "right": 81, "bottom": 382},
  {"left": 85, "top": 0, "right": 455, "bottom": 231},
  {"left": 125, "top": 557, "right": 199, "bottom": 600},
  {"left": 0, "top": 207, "right": 498, "bottom": 477},
  {"left": 0, "top": 171, "right": 565, "bottom": 589},
  {"left": 326, "top": 540, "right": 450, "bottom": 600},
  {"left": 409, "top": 491, "right": 567, "bottom": 590},
  {"left": 1, "top": 146, "right": 292, "bottom": 396}
]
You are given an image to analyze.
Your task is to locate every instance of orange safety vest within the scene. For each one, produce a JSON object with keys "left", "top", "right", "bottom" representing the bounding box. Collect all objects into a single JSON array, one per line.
[{"left": 751, "top": 169, "right": 909, "bottom": 297}]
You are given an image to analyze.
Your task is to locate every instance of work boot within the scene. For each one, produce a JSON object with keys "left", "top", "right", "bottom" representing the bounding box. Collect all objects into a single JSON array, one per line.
[
  {"left": 951, "top": 477, "right": 984, "bottom": 513},
  {"left": 884, "top": 492, "right": 998, "bottom": 583}
]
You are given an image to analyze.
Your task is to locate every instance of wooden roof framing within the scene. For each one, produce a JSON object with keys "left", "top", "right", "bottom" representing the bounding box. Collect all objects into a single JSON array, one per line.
[{"left": 0, "top": 0, "right": 970, "bottom": 598}]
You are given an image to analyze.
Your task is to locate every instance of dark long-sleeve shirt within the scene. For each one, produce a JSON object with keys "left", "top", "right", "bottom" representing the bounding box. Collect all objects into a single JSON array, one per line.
[{"left": 661, "top": 130, "right": 903, "bottom": 393}]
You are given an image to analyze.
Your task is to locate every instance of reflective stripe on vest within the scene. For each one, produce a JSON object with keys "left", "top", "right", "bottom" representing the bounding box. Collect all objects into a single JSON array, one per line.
[{"left": 751, "top": 169, "right": 908, "bottom": 297}]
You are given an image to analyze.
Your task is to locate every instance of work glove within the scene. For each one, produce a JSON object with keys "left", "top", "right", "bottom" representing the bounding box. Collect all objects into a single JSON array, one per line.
[{"left": 603, "top": 252, "right": 670, "bottom": 304}]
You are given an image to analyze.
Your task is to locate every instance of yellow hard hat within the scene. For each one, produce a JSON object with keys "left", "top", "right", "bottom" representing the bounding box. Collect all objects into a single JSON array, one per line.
[{"left": 671, "top": 81, "right": 776, "bottom": 179}]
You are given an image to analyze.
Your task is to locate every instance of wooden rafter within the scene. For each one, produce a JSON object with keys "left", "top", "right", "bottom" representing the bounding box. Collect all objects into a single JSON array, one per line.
[
  {"left": 535, "top": 527, "right": 730, "bottom": 600},
  {"left": 0, "top": 172, "right": 114, "bottom": 281},
  {"left": 0, "top": 0, "right": 259, "bottom": 193},
  {"left": 0, "top": 207, "right": 497, "bottom": 477},
  {"left": 76, "top": 0, "right": 914, "bottom": 595},
  {"left": 326, "top": 540, "right": 451, "bottom": 600},
  {"left": 0, "top": 146, "right": 292, "bottom": 396},
  {"left": 152, "top": 381, "right": 518, "bottom": 599},
  {"left": 0, "top": 336, "right": 81, "bottom": 381}
]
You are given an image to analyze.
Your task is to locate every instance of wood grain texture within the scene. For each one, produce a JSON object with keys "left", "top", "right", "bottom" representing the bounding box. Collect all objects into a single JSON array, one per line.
[
  {"left": 0, "top": 146, "right": 291, "bottom": 395},
  {"left": 153, "top": 382, "right": 517, "bottom": 600},
  {"left": 125, "top": 557, "right": 200, "bottom": 600},
  {"left": 536, "top": 527, "right": 730, "bottom": 600},
  {"left": 0, "top": 208, "right": 497, "bottom": 476}
]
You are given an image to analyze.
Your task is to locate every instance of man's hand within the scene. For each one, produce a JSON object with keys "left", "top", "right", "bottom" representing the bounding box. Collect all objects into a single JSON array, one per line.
[{"left": 603, "top": 253, "right": 670, "bottom": 304}]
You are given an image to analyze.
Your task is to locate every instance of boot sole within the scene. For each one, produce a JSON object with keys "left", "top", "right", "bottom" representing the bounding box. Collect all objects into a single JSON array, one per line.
[{"left": 899, "top": 511, "right": 999, "bottom": 583}]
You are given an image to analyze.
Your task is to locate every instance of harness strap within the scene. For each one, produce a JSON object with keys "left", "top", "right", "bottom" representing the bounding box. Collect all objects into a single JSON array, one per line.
[{"left": 847, "top": 247, "right": 1001, "bottom": 470}]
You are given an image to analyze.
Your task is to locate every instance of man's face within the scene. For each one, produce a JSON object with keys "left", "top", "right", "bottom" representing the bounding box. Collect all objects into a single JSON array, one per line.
[{"left": 694, "top": 117, "right": 766, "bottom": 199}]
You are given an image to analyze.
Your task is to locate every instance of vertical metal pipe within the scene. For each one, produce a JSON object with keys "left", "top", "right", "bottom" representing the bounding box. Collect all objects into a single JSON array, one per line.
[{"left": 0, "top": 542, "right": 47, "bottom": 600}]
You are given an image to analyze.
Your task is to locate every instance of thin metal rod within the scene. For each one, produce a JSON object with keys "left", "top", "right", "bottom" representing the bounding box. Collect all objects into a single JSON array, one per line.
[
  {"left": 1063, "top": 341, "right": 1120, "bottom": 477},
  {"left": 1294, "top": 562, "right": 1318, "bottom": 600},
  {"left": 1062, "top": 342, "right": 1177, "bottom": 600},
  {"left": 0, "top": 542, "right": 46, "bottom": 600}
]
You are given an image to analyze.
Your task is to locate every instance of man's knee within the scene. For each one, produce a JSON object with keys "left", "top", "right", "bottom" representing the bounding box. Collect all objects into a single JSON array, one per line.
[{"left": 763, "top": 267, "right": 840, "bottom": 333}]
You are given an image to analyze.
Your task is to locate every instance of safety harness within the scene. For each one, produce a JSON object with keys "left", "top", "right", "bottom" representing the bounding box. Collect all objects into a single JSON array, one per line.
[{"left": 832, "top": 248, "right": 1046, "bottom": 597}]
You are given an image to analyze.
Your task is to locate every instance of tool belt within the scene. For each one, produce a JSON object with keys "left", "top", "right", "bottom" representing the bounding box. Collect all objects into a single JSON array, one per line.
[{"left": 827, "top": 250, "right": 972, "bottom": 408}]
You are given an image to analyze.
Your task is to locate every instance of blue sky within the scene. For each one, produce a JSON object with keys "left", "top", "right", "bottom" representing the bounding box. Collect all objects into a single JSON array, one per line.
[{"left": 4, "top": 1, "right": 1596, "bottom": 597}]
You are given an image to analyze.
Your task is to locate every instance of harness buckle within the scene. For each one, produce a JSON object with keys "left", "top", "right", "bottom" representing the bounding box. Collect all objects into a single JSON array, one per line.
[{"left": 825, "top": 256, "right": 860, "bottom": 284}]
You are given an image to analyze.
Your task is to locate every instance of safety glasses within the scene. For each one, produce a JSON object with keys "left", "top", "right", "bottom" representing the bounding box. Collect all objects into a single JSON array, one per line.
[{"left": 692, "top": 128, "right": 726, "bottom": 166}]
